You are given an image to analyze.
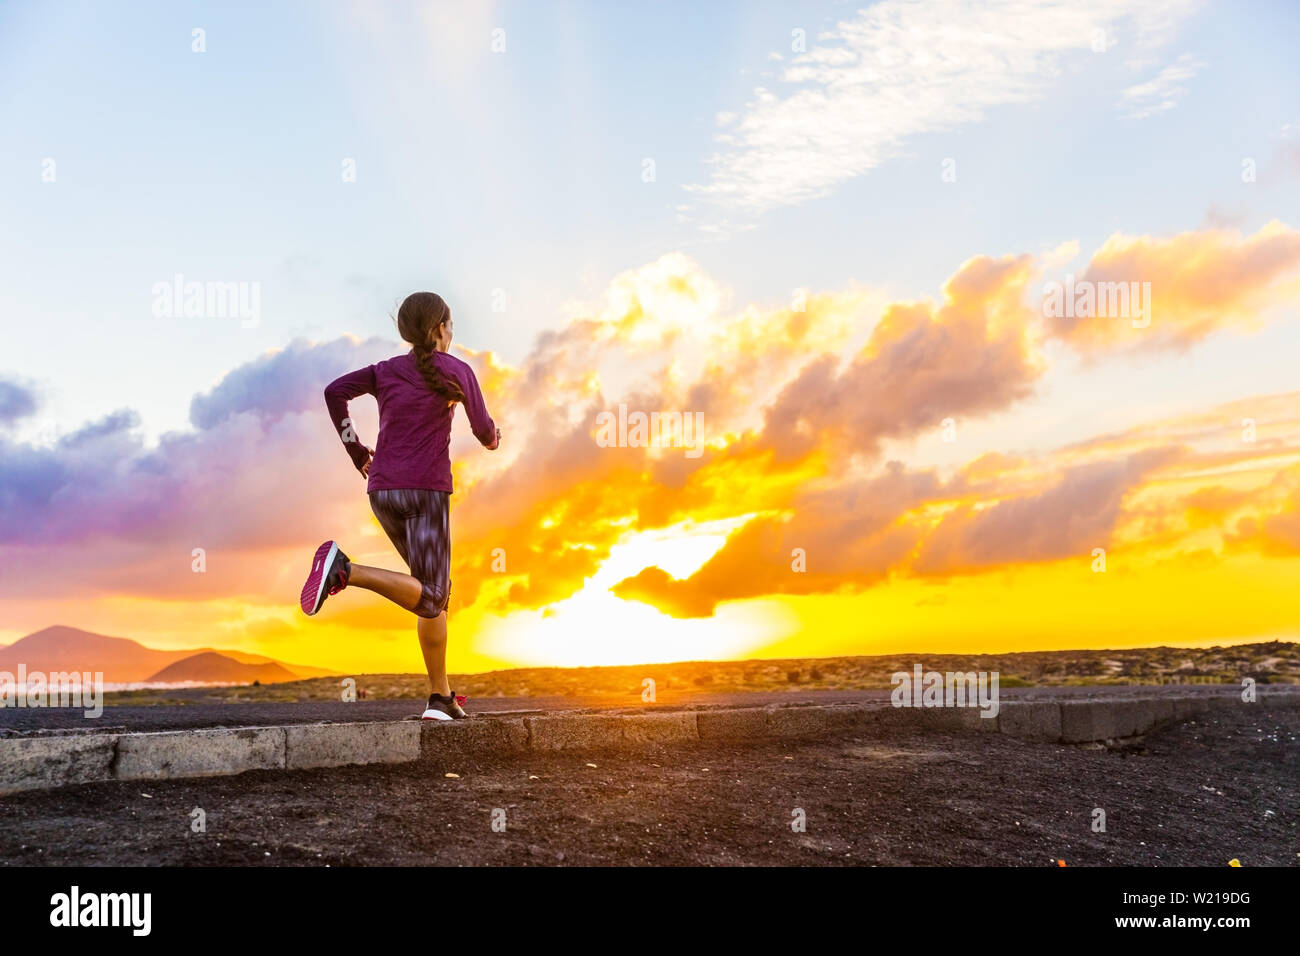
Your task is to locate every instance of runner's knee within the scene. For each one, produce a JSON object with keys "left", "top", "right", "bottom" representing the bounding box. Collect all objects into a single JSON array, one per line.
[{"left": 413, "top": 580, "right": 449, "bottom": 618}]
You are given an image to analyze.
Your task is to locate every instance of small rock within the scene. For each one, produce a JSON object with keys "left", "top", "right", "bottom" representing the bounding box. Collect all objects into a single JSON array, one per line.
[{"left": 445, "top": 772, "right": 460, "bottom": 778}]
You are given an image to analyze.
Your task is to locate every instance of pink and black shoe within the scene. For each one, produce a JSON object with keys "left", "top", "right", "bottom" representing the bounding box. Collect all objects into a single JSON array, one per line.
[
  {"left": 421, "top": 691, "right": 468, "bottom": 721},
  {"left": 300, "top": 540, "right": 351, "bottom": 616}
]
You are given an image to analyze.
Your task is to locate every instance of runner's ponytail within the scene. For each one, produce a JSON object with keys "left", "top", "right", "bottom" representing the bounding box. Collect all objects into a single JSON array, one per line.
[{"left": 397, "top": 292, "right": 467, "bottom": 404}]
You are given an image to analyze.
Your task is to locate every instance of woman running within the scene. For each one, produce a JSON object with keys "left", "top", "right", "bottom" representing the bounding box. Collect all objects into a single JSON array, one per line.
[{"left": 300, "top": 291, "right": 500, "bottom": 721}]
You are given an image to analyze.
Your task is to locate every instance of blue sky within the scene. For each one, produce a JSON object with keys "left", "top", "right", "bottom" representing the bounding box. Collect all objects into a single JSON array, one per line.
[{"left": 2, "top": 0, "right": 1298, "bottom": 450}]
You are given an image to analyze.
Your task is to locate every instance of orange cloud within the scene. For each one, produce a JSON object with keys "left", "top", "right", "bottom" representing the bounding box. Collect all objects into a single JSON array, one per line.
[
  {"left": 610, "top": 384, "right": 1300, "bottom": 620},
  {"left": 1224, "top": 462, "right": 1300, "bottom": 557},
  {"left": 1047, "top": 220, "right": 1300, "bottom": 353},
  {"left": 760, "top": 254, "right": 1043, "bottom": 461}
]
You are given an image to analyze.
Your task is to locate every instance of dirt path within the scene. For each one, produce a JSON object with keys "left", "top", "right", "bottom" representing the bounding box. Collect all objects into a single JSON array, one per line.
[{"left": 1, "top": 705, "right": 1295, "bottom": 866}]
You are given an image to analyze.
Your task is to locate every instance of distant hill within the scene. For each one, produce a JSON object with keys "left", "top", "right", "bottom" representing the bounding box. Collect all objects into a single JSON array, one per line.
[
  {"left": 145, "top": 651, "right": 298, "bottom": 685},
  {"left": 184, "top": 648, "right": 336, "bottom": 679},
  {"left": 0, "top": 626, "right": 186, "bottom": 682},
  {"left": 0, "top": 625, "right": 333, "bottom": 685}
]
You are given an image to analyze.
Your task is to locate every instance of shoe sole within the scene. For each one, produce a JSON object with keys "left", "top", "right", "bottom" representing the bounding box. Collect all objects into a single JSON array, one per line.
[
  {"left": 300, "top": 540, "right": 339, "bottom": 616},
  {"left": 420, "top": 709, "right": 454, "bottom": 721}
]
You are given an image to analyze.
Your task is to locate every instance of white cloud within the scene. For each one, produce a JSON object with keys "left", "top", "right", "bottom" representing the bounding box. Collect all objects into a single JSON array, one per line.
[
  {"left": 685, "top": 0, "right": 1201, "bottom": 218},
  {"left": 1120, "top": 52, "right": 1204, "bottom": 119},
  {"left": 1042, "top": 239, "right": 1081, "bottom": 271}
]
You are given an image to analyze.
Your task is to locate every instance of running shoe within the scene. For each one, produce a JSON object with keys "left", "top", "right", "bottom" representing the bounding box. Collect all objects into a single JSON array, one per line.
[
  {"left": 421, "top": 691, "right": 468, "bottom": 721},
  {"left": 300, "top": 540, "right": 351, "bottom": 616}
]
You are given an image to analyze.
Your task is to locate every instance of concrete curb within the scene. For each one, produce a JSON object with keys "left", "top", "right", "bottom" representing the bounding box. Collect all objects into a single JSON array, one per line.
[
  {"left": 115, "top": 727, "right": 285, "bottom": 781},
  {"left": 286, "top": 721, "right": 421, "bottom": 770},
  {"left": 2, "top": 691, "right": 1297, "bottom": 795}
]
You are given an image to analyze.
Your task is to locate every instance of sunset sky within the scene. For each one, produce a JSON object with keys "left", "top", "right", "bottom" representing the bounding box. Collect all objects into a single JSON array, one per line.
[{"left": 2, "top": 0, "right": 1299, "bottom": 675}]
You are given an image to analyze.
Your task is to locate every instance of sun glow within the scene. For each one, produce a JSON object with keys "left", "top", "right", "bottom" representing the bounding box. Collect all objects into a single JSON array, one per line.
[{"left": 471, "top": 514, "right": 790, "bottom": 667}]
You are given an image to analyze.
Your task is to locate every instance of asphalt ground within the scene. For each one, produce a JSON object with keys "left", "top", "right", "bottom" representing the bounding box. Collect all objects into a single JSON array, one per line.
[{"left": 0, "top": 684, "right": 1274, "bottom": 736}]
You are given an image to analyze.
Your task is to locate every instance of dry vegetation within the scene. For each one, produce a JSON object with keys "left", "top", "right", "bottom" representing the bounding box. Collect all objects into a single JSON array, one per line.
[{"left": 102, "top": 641, "right": 1299, "bottom": 706}]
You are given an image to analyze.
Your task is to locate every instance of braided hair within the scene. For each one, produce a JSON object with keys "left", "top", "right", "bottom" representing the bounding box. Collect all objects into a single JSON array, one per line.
[{"left": 396, "top": 292, "right": 467, "bottom": 404}]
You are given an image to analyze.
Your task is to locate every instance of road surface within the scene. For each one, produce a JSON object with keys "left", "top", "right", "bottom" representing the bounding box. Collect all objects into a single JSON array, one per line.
[{"left": 0, "top": 684, "right": 1274, "bottom": 736}]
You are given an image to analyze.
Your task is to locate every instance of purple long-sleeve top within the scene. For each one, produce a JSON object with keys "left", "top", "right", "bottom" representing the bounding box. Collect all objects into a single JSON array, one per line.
[{"left": 324, "top": 350, "right": 497, "bottom": 493}]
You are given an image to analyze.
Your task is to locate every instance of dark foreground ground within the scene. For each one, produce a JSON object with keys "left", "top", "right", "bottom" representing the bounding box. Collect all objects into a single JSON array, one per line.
[{"left": 1, "top": 704, "right": 1295, "bottom": 867}]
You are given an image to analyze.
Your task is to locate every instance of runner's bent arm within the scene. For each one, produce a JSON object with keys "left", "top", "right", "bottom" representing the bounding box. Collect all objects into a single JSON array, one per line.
[
  {"left": 458, "top": 365, "right": 499, "bottom": 449},
  {"left": 324, "top": 365, "right": 377, "bottom": 472}
]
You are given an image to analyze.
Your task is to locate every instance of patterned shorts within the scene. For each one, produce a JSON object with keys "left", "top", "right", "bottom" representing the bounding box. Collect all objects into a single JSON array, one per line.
[{"left": 368, "top": 488, "right": 451, "bottom": 618}]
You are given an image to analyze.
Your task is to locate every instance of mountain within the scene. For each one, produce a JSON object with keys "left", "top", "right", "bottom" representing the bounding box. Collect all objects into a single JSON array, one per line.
[
  {"left": 0, "top": 626, "right": 333, "bottom": 685},
  {"left": 185, "top": 648, "right": 336, "bottom": 679},
  {"left": 145, "top": 652, "right": 299, "bottom": 684},
  {"left": 0, "top": 626, "right": 188, "bottom": 682}
]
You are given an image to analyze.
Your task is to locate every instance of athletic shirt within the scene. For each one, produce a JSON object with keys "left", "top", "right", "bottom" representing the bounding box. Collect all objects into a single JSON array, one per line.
[{"left": 324, "top": 350, "right": 497, "bottom": 494}]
